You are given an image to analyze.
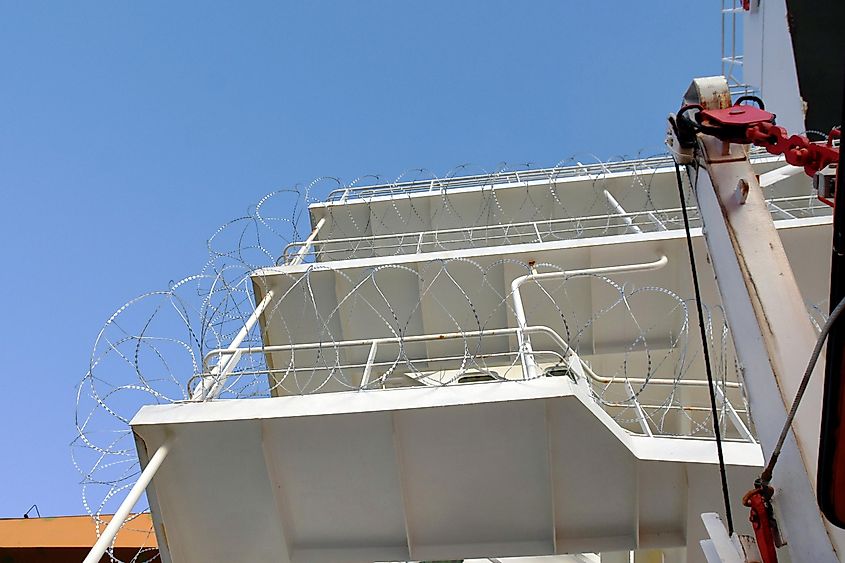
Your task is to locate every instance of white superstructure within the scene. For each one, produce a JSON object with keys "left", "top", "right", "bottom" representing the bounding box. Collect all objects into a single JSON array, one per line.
[{"left": 105, "top": 151, "right": 832, "bottom": 563}]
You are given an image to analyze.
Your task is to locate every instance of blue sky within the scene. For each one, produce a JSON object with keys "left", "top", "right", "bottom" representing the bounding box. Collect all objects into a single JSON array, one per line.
[{"left": 0, "top": 2, "right": 721, "bottom": 517}]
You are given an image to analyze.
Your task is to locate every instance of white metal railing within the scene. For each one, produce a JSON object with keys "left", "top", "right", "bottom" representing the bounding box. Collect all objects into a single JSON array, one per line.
[
  {"left": 280, "top": 194, "right": 829, "bottom": 265},
  {"left": 280, "top": 209, "right": 682, "bottom": 264},
  {"left": 322, "top": 150, "right": 780, "bottom": 203},
  {"left": 323, "top": 156, "right": 677, "bottom": 202},
  {"left": 197, "top": 322, "right": 750, "bottom": 439}
]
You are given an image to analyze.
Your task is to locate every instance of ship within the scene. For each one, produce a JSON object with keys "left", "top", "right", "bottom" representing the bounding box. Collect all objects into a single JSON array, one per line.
[{"left": 74, "top": 2, "right": 845, "bottom": 562}]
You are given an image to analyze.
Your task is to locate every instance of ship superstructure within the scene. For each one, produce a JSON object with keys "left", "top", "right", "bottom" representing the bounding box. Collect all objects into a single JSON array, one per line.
[
  {"left": 69, "top": 2, "right": 845, "bottom": 561},
  {"left": 79, "top": 148, "right": 832, "bottom": 563}
]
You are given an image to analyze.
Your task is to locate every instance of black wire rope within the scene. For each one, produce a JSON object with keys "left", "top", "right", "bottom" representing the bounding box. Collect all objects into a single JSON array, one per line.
[{"left": 673, "top": 161, "right": 735, "bottom": 534}]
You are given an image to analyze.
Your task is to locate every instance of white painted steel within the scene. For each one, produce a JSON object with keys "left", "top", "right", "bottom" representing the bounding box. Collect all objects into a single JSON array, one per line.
[
  {"left": 700, "top": 513, "right": 743, "bottom": 563},
  {"left": 289, "top": 216, "right": 326, "bottom": 266},
  {"left": 626, "top": 379, "right": 653, "bottom": 437},
  {"left": 510, "top": 256, "right": 668, "bottom": 381},
  {"left": 645, "top": 211, "right": 668, "bottom": 231},
  {"left": 603, "top": 189, "right": 643, "bottom": 234},
  {"left": 689, "top": 143, "right": 842, "bottom": 560},
  {"left": 200, "top": 323, "right": 745, "bottom": 394},
  {"left": 83, "top": 442, "right": 170, "bottom": 563},
  {"left": 131, "top": 378, "right": 763, "bottom": 563},
  {"left": 281, "top": 194, "right": 826, "bottom": 266},
  {"left": 192, "top": 289, "right": 275, "bottom": 400},
  {"left": 323, "top": 156, "right": 683, "bottom": 202}
]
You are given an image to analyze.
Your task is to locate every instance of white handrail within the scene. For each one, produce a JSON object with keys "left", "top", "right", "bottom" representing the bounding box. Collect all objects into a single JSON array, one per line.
[
  {"left": 280, "top": 208, "right": 681, "bottom": 262},
  {"left": 200, "top": 319, "right": 737, "bottom": 392}
]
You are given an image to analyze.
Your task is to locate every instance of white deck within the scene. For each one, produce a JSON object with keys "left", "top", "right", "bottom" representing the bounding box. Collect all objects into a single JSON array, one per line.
[{"left": 133, "top": 378, "right": 762, "bottom": 563}]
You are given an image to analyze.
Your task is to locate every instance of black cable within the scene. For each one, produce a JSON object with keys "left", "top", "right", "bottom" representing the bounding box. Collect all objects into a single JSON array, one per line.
[
  {"left": 673, "top": 161, "right": 735, "bottom": 534},
  {"left": 759, "top": 294, "right": 845, "bottom": 485}
]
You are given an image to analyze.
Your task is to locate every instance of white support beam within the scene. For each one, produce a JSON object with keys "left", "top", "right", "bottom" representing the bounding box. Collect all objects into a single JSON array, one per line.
[
  {"left": 83, "top": 442, "right": 170, "bottom": 563},
  {"left": 688, "top": 134, "right": 842, "bottom": 560},
  {"left": 290, "top": 216, "right": 327, "bottom": 265},
  {"left": 603, "top": 189, "right": 643, "bottom": 234},
  {"left": 192, "top": 289, "right": 275, "bottom": 401}
]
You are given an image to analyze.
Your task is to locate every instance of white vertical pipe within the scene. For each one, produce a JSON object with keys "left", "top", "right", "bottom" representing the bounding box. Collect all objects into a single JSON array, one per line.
[
  {"left": 509, "top": 280, "right": 539, "bottom": 380},
  {"left": 626, "top": 380, "right": 653, "bottom": 437},
  {"left": 360, "top": 341, "right": 379, "bottom": 388},
  {"left": 83, "top": 442, "right": 170, "bottom": 563}
]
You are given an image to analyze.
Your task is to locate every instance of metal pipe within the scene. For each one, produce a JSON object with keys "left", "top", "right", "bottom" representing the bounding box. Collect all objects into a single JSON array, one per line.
[
  {"left": 626, "top": 380, "right": 653, "bottom": 437},
  {"left": 192, "top": 290, "right": 275, "bottom": 400},
  {"left": 284, "top": 210, "right": 669, "bottom": 254},
  {"left": 288, "top": 217, "right": 326, "bottom": 265},
  {"left": 509, "top": 256, "right": 668, "bottom": 380},
  {"left": 278, "top": 193, "right": 820, "bottom": 263},
  {"left": 603, "top": 189, "right": 642, "bottom": 234},
  {"left": 759, "top": 164, "right": 804, "bottom": 188},
  {"left": 360, "top": 341, "right": 379, "bottom": 387},
  {"left": 645, "top": 211, "right": 668, "bottom": 231},
  {"left": 83, "top": 442, "right": 170, "bottom": 563},
  {"left": 321, "top": 153, "right": 785, "bottom": 202}
]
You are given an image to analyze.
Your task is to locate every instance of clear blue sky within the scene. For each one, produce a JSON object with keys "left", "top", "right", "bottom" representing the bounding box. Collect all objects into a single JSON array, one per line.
[{"left": 0, "top": 2, "right": 721, "bottom": 517}]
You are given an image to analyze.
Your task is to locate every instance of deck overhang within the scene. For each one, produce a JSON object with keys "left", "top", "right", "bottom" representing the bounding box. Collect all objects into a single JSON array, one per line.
[{"left": 132, "top": 379, "right": 762, "bottom": 563}]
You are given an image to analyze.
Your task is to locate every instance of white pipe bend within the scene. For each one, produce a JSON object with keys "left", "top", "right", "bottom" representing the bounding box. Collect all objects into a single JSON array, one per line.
[{"left": 510, "top": 255, "right": 669, "bottom": 380}]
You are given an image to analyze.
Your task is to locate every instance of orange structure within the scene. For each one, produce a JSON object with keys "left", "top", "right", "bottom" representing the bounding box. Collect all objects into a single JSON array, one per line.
[{"left": 0, "top": 513, "right": 157, "bottom": 562}]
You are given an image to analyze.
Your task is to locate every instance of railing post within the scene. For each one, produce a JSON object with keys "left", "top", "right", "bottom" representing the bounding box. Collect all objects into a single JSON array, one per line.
[
  {"left": 626, "top": 380, "right": 653, "bottom": 437},
  {"left": 360, "top": 341, "right": 379, "bottom": 388}
]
